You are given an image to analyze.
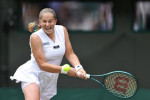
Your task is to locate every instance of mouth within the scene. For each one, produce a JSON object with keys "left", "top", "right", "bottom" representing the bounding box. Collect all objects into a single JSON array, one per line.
[
  {"left": 45, "top": 27, "right": 52, "bottom": 31},
  {"left": 46, "top": 27, "right": 51, "bottom": 30}
]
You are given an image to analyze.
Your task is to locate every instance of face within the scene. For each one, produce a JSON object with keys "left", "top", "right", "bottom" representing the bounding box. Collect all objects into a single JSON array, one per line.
[{"left": 39, "top": 12, "right": 57, "bottom": 35}]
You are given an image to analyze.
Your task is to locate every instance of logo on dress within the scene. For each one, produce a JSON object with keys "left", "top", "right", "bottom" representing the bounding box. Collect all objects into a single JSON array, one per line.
[
  {"left": 53, "top": 45, "right": 60, "bottom": 49},
  {"left": 43, "top": 42, "right": 50, "bottom": 45}
]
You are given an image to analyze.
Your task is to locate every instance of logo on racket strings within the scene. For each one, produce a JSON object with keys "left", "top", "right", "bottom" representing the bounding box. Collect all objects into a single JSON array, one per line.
[{"left": 114, "top": 76, "right": 129, "bottom": 94}]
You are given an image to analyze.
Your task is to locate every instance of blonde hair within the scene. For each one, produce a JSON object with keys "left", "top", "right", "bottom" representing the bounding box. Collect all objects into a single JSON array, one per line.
[
  {"left": 28, "top": 22, "right": 40, "bottom": 33},
  {"left": 28, "top": 8, "right": 56, "bottom": 33},
  {"left": 39, "top": 8, "right": 56, "bottom": 19}
]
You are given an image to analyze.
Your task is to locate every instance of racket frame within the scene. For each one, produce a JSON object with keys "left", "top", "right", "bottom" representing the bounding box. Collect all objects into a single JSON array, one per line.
[{"left": 87, "top": 71, "right": 138, "bottom": 98}]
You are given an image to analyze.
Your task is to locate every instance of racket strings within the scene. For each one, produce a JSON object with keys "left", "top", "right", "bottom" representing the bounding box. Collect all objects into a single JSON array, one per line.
[{"left": 104, "top": 73, "right": 137, "bottom": 98}]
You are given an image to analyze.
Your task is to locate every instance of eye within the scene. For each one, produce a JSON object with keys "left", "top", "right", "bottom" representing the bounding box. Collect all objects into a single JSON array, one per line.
[
  {"left": 43, "top": 20, "right": 46, "bottom": 23},
  {"left": 49, "top": 20, "right": 52, "bottom": 23}
]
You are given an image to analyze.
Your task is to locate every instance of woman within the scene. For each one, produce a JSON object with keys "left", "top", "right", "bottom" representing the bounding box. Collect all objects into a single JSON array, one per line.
[{"left": 10, "top": 8, "right": 87, "bottom": 100}]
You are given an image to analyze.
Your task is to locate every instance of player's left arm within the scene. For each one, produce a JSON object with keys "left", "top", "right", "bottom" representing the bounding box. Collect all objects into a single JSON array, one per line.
[{"left": 63, "top": 26, "right": 87, "bottom": 79}]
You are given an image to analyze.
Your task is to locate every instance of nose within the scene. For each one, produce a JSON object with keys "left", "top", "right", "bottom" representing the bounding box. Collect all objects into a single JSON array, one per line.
[{"left": 45, "top": 22, "right": 50, "bottom": 26}]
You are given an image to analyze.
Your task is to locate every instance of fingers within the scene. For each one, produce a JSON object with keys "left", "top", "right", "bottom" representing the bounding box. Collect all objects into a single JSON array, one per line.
[
  {"left": 77, "top": 71, "right": 87, "bottom": 80},
  {"left": 67, "top": 67, "right": 87, "bottom": 80},
  {"left": 67, "top": 67, "right": 78, "bottom": 77}
]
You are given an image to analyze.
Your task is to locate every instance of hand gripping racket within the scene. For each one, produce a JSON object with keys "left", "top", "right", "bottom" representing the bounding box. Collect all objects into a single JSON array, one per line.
[{"left": 83, "top": 71, "right": 138, "bottom": 98}]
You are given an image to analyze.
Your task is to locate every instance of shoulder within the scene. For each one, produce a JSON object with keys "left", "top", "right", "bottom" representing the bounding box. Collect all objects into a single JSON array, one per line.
[
  {"left": 55, "top": 25, "right": 67, "bottom": 31},
  {"left": 30, "top": 34, "right": 42, "bottom": 48},
  {"left": 55, "top": 25, "right": 63, "bottom": 30},
  {"left": 30, "top": 34, "right": 39, "bottom": 39},
  {"left": 55, "top": 25, "right": 67, "bottom": 32},
  {"left": 55, "top": 25, "right": 68, "bottom": 37},
  {"left": 61, "top": 26, "right": 68, "bottom": 35},
  {"left": 30, "top": 29, "right": 43, "bottom": 39},
  {"left": 30, "top": 33, "right": 41, "bottom": 43}
]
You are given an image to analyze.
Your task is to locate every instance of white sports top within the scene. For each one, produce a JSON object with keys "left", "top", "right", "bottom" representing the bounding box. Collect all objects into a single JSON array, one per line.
[
  {"left": 30, "top": 25, "right": 65, "bottom": 65},
  {"left": 10, "top": 25, "right": 66, "bottom": 100}
]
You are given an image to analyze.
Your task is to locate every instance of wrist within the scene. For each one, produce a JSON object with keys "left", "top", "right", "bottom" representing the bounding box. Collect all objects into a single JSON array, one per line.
[
  {"left": 61, "top": 64, "right": 70, "bottom": 74},
  {"left": 75, "top": 65, "right": 83, "bottom": 71}
]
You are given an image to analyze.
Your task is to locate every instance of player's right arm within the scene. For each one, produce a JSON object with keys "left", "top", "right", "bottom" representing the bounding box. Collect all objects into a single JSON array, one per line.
[
  {"left": 30, "top": 34, "right": 62, "bottom": 73},
  {"left": 30, "top": 34, "right": 78, "bottom": 77}
]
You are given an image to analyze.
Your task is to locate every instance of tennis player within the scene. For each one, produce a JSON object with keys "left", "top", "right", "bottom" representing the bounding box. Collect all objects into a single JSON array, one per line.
[{"left": 10, "top": 8, "right": 87, "bottom": 100}]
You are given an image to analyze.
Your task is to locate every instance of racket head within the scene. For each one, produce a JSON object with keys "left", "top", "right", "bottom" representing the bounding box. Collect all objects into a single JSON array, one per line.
[{"left": 103, "top": 71, "right": 138, "bottom": 98}]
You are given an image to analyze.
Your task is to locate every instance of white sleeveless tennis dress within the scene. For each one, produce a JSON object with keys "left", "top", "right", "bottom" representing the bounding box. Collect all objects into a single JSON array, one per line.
[{"left": 10, "top": 25, "right": 65, "bottom": 100}]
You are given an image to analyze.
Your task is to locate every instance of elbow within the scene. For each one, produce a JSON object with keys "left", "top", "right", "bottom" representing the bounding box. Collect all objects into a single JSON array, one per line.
[
  {"left": 37, "top": 62, "right": 47, "bottom": 71},
  {"left": 65, "top": 50, "right": 74, "bottom": 58}
]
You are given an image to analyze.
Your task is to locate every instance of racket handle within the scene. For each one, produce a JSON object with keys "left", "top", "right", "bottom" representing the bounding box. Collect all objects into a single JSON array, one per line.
[
  {"left": 85, "top": 74, "right": 90, "bottom": 78},
  {"left": 77, "top": 72, "right": 90, "bottom": 78}
]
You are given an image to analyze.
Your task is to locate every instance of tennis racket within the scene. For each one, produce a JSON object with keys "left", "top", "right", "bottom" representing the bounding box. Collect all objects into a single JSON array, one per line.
[{"left": 82, "top": 71, "right": 138, "bottom": 98}]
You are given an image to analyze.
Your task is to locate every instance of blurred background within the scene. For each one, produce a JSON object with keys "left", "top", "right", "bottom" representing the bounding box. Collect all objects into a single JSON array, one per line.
[{"left": 0, "top": 0, "right": 150, "bottom": 100}]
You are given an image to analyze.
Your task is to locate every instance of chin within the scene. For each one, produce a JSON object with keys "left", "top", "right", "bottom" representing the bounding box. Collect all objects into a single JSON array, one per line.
[
  {"left": 45, "top": 30, "right": 53, "bottom": 35},
  {"left": 47, "top": 32, "right": 52, "bottom": 35}
]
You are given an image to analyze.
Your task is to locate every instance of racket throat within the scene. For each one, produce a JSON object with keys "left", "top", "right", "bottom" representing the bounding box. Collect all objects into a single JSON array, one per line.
[{"left": 91, "top": 78, "right": 104, "bottom": 87}]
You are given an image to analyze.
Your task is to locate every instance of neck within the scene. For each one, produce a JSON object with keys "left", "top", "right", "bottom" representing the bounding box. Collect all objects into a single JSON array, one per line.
[
  {"left": 48, "top": 32, "right": 55, "bottom": 42},
  {"left": 47, "top": 32, "right": 54, "bottom": 38}
]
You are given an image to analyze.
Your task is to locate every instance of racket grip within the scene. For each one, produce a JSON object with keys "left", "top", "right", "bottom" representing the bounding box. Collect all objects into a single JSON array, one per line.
[
  {"left": 77, "top": 72, "right": 90, "bottom": 78},
  {"left": 85, "top": 74, "right": 90, "bottom": 78}
]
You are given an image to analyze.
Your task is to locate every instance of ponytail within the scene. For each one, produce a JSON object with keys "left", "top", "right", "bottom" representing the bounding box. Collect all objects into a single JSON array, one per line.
[{"left": 28, "top": 22, "right": 40, "bottom": 33}]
